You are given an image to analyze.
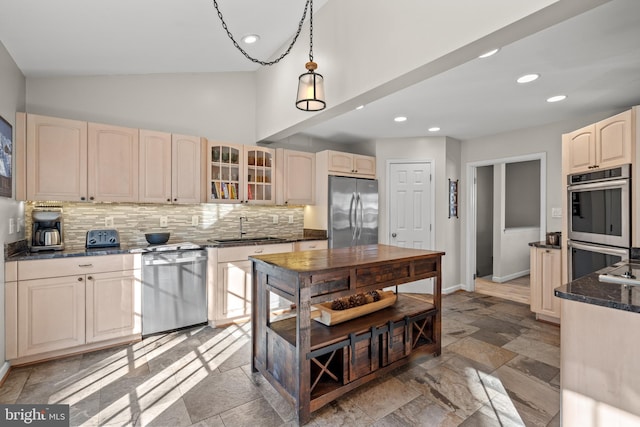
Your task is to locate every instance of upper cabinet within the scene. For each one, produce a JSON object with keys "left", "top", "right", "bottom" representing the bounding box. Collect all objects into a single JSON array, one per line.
[
  {"left": 566, "top": 110, "right": 633, "bottom": 174},
  {"left": 326, "top": 150, "right": 376, "bottom": 178},
  {"left": 88, "top": 123, "right": 139, "bottom": 202},
  {"left": 205, "top": 142, "right": 275, "bottom": 204},
  {"left": 276, "top": 149, "right": 315, "bottom": 205},
  {"left": 245, "top": 146, "right": 275, "bottom": 204},
  {"left": 26, "top": 114, "right": 88, "bottom": 202},
  {"left": 139, "top": 130, "right": 202, "bottom": 204}
]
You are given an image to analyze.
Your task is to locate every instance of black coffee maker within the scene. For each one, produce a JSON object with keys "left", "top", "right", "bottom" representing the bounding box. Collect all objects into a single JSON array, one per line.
[{"left": 31, "top": 209, "right": 64, "bottom": 252}]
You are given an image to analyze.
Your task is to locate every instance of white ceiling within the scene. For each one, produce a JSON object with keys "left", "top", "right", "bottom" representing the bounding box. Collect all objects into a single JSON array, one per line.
[{"left": 1, "top": 0, "right": 639, "bottom": 142}]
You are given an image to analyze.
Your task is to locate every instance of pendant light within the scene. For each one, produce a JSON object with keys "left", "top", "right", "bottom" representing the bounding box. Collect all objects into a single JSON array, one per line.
[
  {"left": 212, "top": 0, "right": 326, "bottom": 111},
  {"left": 295, "top": 0, "right": 326, "bottom": 111}
]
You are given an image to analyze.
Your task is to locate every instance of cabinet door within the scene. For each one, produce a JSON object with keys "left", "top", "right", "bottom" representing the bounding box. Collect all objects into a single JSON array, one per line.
[
  {"left": 596, "top": 109, "right": 633, "bottom": 169},
  {"left": 172, "top": 134, "right": 202, "bottom": 204},
  {"left": 530, "top": 247, "right": 561, "bottom": 319},
  {"left": 219, "top": 260, "right": 252, "bottom": 320},
  {"left": 294, "top": 240, "right": 328, "bottom": 251},
  {"left": 88, "top": 123, "right": 139, "bottom": 202},
  {"left": 139, "top": 129, "right": 172, "bottom": 203},
  {"left": 566, "top": 124, "right": 595, "bottom": 174},
  {"left": 245, "top": 147, "right": 275, "bottom": 204},
  {"left": 353, "top": 154, "right": 376, "bottom": 178},
  {"left": 26, "top": 114, "right": 88, "bottom": 201},
  {"left": 207, "top": 141, "right": 243, "bottom": 203},
  {"left": 18, "top": 276, "right": 86, "bottom": 357},
  {"left": 284, "top": 150, "right": 315, "bottom": 205},
  {"left": 327, "top": 151, "right": 354, "bottom": 174},
  {"left": 86, "top": 270, "right": 141, "bottom": 343}
]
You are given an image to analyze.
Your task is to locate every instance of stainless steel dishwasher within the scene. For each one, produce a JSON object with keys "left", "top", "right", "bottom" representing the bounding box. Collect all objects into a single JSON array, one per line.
[{"left": 141, "top": 246, "right": 208, "bottom": 336}]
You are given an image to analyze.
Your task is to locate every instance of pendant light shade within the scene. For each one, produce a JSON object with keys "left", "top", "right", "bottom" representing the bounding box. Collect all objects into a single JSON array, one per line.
[{"left": 296, "top": 61, "right": 326, "bottom": 111}]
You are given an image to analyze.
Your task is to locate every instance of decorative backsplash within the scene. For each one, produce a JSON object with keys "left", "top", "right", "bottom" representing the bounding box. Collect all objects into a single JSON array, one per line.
[{"left": 25, "top": 202, "right": 305, "bottom": 250}]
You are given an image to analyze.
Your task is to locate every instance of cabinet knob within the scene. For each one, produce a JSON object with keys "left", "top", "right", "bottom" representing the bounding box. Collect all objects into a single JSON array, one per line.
[
  {"left": 174, "top": 198, "right": 177, "bottom": 202},
  {"left": 167, "top": 198, "right": 171, "bottom": 202},
  {"left": 392, "top": 233, "right": 397, "bottom": 238},
  {"left": 77, "top": 277, "right": 83, "bottom": 282},
  {"left": 89, "top": 196, "right": 95, "bottom": 201},
  {"left": 87, "top": 276, "right": 93, "bottom": 280},
  {"left": 80, "top": 197, "right": 86, "bottom": 201}
]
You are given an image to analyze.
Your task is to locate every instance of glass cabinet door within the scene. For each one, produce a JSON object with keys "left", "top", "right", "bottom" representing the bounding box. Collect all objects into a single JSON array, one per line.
[
  {"left": 208, "top": 142, "right": 242, "bottom": 202},
  {"left": 245, "top": 147, "right": 274, "bottom": 204}
]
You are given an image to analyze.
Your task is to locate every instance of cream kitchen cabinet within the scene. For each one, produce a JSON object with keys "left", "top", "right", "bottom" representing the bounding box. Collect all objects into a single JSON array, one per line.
[
  {"left": 26, "top": 113, "right": 88, "bottom": 201},
  {"left": 7, "top": 254, "right": 141, "bottom": 363},
  {"left": 276, "top": 149, "right": 315, "bottom": 205},
  {"left": 207, "top": 140, "right": 243, "bottom": 203},
  {"left": 139, "top": 130, "right": 203, "bottom": 204},
  {"left": 244, "top": 146, "right": 275, "bottom": 204},
  {"left": 208, "top": 243, "right": 292, "bottom": 326},
  {"left": 88, "top": 122, "right": 139, "bottom": 202},
  {"left": 293, "top": 240, "right": 328, "bottom": 251},
  {"left": 530, "top": 246, "right": 561, "bottom": 323},
  {"left": 324, "top": 150, "right": 376, "bottom": 178},
  {"left": 566, "top": 109, "right": 634, "bottom": 174}
]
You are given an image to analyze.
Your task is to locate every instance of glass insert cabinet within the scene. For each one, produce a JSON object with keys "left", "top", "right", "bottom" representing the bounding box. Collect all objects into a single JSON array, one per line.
[{"left": 207, "top": 141, "right": 275, "bottom": 204}]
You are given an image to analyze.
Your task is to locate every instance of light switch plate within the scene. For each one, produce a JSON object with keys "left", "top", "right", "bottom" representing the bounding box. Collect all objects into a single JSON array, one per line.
[
  {"left": 272, "top": 215, "right": 278, "bottom": 224},
  {"left": 551, "top": 207, "right": 562, "bottom": 218},
  {"left": 192, "top": 215, "right": 199, "bottom": 226},
  {"left": 105, "top": 217, "right": 114, "bottom": 227},
  {"left": 9, "top": 218, "right": 15, "bottom": 234}
]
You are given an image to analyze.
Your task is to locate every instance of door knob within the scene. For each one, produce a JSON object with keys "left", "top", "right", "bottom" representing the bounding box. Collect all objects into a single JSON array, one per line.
[{"left": 392, "top": 233, "right": 397, "bottom": 238}]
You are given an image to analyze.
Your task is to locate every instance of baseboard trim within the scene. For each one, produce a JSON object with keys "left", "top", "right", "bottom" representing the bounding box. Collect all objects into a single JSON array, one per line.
[
  {"left": 0, "top": 361, "right": 11, "bottom": 386},
  {"left": 443, "top": 284, "right": 462, "bottom": 294},
  {"left": 492, "top": 269, "right": 530, "bottom": 284}
]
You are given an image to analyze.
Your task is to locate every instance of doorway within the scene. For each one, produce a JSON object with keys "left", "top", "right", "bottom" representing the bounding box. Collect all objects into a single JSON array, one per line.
[
  {"left": 466, "top": 153, "right": 546, "bottom": 303},
  {"left": 387, "top": 161, "right": 434, "bottom": 293}
]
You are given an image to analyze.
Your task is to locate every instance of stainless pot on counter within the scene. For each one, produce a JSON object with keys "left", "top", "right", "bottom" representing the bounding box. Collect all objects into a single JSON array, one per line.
[{"left": 36, "top": 229, "right": 61, "bottom": 246}]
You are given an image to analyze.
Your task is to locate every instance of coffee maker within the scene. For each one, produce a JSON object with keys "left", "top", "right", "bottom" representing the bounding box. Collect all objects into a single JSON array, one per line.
[{"left": 31, "top": 209, "right": 64, "bottom": 251}]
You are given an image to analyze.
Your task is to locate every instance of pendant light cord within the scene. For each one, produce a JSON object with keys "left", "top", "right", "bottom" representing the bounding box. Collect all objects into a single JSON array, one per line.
[{"left": 212, "top": 0, "right": 312, "bottom": 66}]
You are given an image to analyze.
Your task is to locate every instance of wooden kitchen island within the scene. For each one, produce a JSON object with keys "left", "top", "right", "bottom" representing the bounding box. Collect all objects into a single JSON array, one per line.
[{"left": 250, "top": 244, "right": 444, "bottom": 424}]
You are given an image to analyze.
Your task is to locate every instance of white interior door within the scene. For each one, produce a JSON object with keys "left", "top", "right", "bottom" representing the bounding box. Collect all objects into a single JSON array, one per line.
[{"left": 388, "top": 161, "right": 433, "bottom": 293}]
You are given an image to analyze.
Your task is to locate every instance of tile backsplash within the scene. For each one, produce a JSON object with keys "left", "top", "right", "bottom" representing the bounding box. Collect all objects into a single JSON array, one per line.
[{"left": 25, "top": 202, "right": 305, "bottom": 249}]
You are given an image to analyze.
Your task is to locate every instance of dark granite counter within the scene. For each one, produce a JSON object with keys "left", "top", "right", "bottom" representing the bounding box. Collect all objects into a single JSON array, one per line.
[
  {"left": 6, "top": 236, "right": 328, "bottom": 261},
  {"left": 529, "top": 241, "right": 561, "bottom": 250},
  {"left": 555, "top": 263, "right": 640, "bottom": 313}
]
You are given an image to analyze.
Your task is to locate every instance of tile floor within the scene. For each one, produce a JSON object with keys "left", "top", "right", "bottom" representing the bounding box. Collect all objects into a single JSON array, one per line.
[{"left": 0, "top": 291, "right": 561, "bottom": 426}]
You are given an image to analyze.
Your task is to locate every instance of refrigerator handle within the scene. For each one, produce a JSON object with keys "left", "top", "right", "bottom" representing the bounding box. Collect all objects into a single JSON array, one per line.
[
  {"left": 357, "top": 193, "right": 364, "bottom": 240},
  {"left": 350, "top": 192, "right": 357, "bottom": 241}
]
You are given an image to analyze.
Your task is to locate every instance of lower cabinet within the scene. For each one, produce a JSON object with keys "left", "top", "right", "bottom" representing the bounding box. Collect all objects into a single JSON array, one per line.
[
  {"left": 86, "top": 270, "right": 141, "bottom": 343},
  {"left": 530, "top": 246, "right": 561, "bottom": 322},
  {"left": 18, "top": 275, "right": 86, "bottom": 357},
  {"left": 7, "top": 254, "right": 141, "bottom": 362},
  {"left": 219, "top": 260, "right": 252, "bottom": 320}
]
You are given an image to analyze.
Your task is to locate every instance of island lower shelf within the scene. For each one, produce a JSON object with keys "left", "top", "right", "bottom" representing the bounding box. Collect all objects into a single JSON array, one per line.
[{"left": 264, "top": 294, "right": 438, "bottom": 404}]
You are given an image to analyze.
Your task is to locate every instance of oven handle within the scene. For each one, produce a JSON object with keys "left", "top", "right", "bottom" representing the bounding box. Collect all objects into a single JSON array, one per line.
[
  {"left": 567, "top": 179, "right": 629, "bottom": 191},
  {"left": 568, "top": 240, "right": 630, "bottom": 257}
]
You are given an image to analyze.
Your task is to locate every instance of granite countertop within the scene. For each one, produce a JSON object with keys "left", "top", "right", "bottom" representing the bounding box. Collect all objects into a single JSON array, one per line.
[
  {"left": 7, "top": 236, "right": 328, "bottom": 261},
  {"left": 555, "top": 263, "right": 640, "bottom": 313},
  {"left": 529, "top": 241, "right": 561, "bottom": 250}
]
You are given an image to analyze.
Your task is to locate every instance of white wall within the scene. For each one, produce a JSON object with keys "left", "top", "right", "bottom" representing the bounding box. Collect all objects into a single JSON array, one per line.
[
  {"left": 0, "top": 40, "right": 27, "bottom": 376},
  {"left": 374, "top": 136, "right": 461, "bottom": 293},
  {"left": 26, "top": 73, "right": 257, "bottom": 145},
  {"left": 459, "top": 109, "right": 626, "bottom": 287},
  {"left": 254, "top": 0, "right": 582, "bottom": 142}
]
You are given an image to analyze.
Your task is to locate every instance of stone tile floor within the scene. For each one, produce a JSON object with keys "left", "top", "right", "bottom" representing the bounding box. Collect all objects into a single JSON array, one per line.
[{"left": 0, "top": 292, "right": 560, "bottom": 426}]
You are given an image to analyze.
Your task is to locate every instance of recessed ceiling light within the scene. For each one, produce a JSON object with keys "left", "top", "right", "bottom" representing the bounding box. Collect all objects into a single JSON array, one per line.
[
  {"left": 517, "top": 73, "right": 540, "bottom": 84},
  {"left": 478, "top": 48, "right": 499, "bottom": 59},
  {"left": 428, "top": 127, "right": 440, "bottom": 132},
  {"left": 547, "top": 95, "right": 567, "bottom": 103},
  {"left": 394, "top": 116, "right": 407, "bottom": 122},
  {"left": 241, "top": 34, "right": 260, "bottom": 44},
  {"left": 355, "top": 105, "right": 364, "bottom": 110}
]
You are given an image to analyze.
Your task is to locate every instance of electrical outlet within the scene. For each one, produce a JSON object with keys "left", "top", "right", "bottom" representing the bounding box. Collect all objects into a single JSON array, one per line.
[
  {"left": 9, "top": 218, "right": 15, "bottom": 234},
  {"left": 288, "top": 215, "right": 294, "bottom": 224},
  {"left": 105, "top": 217, "right": 114, "bottom": 227},
  {"left": 160, "top": 216, "right": 168, "bottom": 227},
  {"left": 272, "top": 214, "right": 278, "bottom": 224},
  {"left": 192, "top": 215, "right": 199, "bottom": 226}
]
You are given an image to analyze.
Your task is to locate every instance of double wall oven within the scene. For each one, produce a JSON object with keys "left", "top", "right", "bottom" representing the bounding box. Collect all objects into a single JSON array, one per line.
[{"left": 567, "top": 164, "right": 631, "bottom": 280}]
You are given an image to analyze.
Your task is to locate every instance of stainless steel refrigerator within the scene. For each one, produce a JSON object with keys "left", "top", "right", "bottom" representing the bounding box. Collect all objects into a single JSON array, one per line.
[{"left": 328, "top": 176, "right": 378, "bottom": 248}]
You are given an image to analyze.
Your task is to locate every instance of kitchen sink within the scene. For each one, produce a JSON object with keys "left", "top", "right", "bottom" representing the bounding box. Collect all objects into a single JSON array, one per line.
[{"left": 208, "top": 236, "right": 289, "bottom": 245}]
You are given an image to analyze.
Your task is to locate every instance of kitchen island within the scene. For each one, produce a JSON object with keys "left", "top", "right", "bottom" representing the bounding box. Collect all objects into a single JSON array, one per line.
[
  {"left": 250, "top": 244, "right": 444, "bottom": 424},
  {"left": 555, "top": 268, "right": 640, "bottom": 426}
]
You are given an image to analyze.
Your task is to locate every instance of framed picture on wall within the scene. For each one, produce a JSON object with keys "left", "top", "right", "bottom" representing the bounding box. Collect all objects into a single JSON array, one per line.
[
  {"left": 0, "top": 115, "right": 12, "bottom": 198},
  {"left": 448, "top": 179, "right": 458, "bottom": 219}
]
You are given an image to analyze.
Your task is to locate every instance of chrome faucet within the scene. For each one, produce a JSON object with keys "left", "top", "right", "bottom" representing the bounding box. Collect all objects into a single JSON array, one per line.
[{"left": 239, "top": 216, "right": 248, "bottom": 239}]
